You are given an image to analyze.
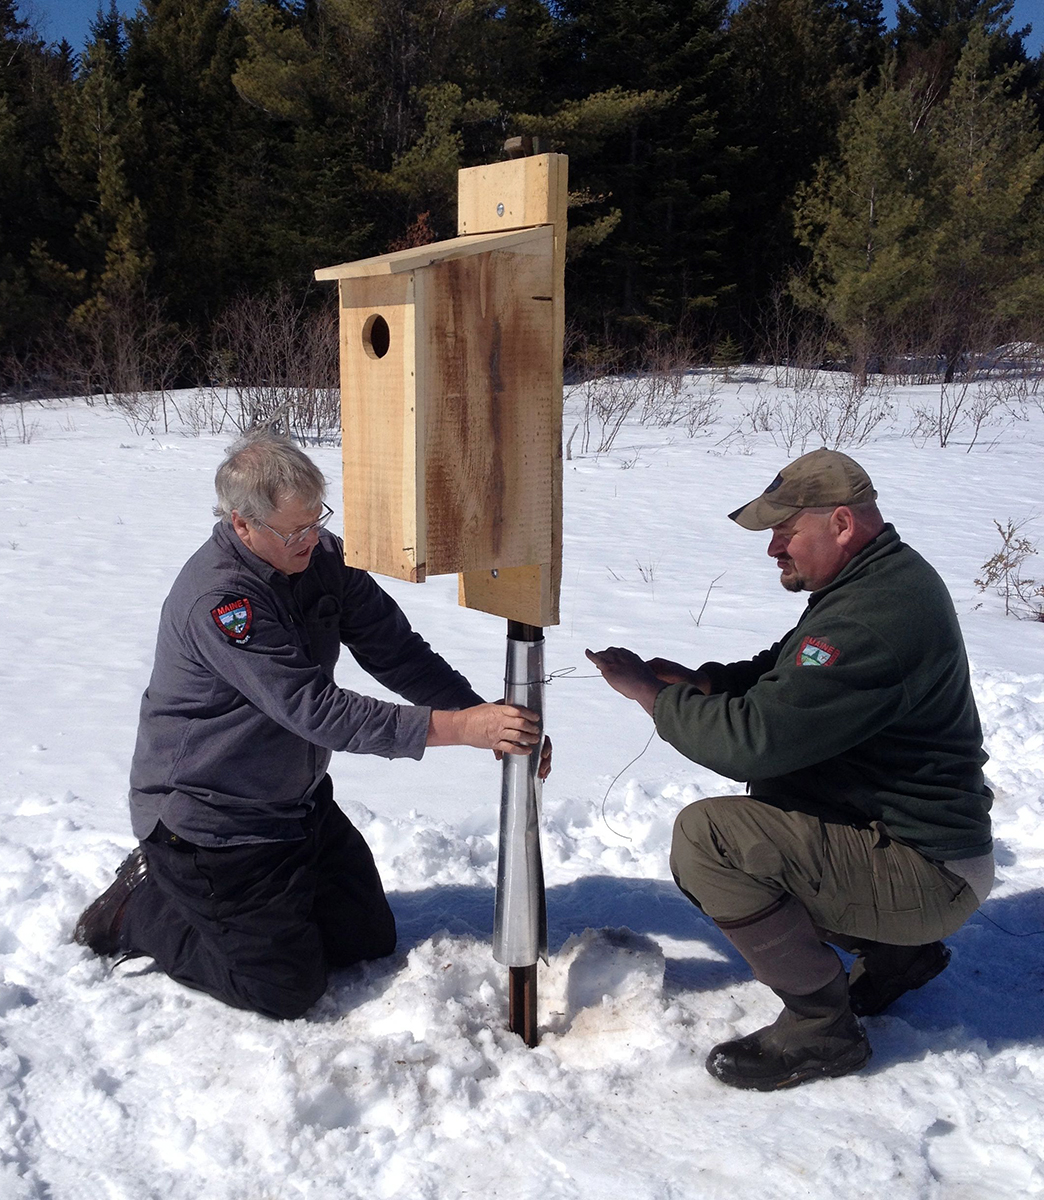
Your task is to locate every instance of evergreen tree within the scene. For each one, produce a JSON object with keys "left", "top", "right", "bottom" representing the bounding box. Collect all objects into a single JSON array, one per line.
[
  {"left": 540, "top": 0, "right": 733, "bottom": 344},
  {"left": 90, "top": 0, "right": 129, "bottom": 68},
  {"left": 723, "top": 0, "right": 886, "bottom": 344},
  {"left": 895, "top": 0, "right": 1029, "bottom": 61},
  {"left": 54, "top": 33, "right": 152, "bottom": 324},
  {"left": 122, "top": 0, "right": 270, "bottom": 324},
  {"left": 893, "top": 0, "right": 1040, "bottom": 104},
  {"left": 793, "top": 26, "right": 1044, "bottom": 373},
  {"left": 232, "top": 0, "right": 498, "bottom": 260},
  {"left": 793, "top": 72, "right": 937, "bottom": 369},
  {"left": 928, "top": 25, "right": 1044, "bottom": 372},
  {"left": 0, "top": 0, "right": 73, "bottom": 354}
]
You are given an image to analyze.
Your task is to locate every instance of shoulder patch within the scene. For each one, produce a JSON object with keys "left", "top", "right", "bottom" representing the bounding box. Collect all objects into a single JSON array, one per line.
[
  {"left": 210, "top": 596, "right": 254, "bottom": 645},
  {"left": 797, "top": 635, "right": 839, "bottom": 667}
]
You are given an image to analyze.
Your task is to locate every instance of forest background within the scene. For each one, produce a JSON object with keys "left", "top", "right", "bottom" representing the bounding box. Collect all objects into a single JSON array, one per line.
[{"left": 1, "top": 0, "right": 1043, "bottom": 399}]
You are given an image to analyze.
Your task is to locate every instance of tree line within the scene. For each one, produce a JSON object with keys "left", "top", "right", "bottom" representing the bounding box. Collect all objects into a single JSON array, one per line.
[{"left": 1, "top": 0, "right": 1042, "bottom": 395}]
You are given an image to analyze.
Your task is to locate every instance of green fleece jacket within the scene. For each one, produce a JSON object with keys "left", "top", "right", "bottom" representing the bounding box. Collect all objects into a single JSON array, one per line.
[{"left": 654, "top": 525, "right": 992, "bottom": 860}]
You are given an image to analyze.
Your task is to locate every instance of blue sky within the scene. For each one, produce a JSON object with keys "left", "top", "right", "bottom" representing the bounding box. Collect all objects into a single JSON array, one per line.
[{"left": 20, "top": 0, "right": 1044, "bottom": 58}]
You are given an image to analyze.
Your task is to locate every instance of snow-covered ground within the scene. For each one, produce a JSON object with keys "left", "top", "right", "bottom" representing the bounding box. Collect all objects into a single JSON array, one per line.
[{"left": 1, "top": 375, "right": 1043, "bottom": 1199}]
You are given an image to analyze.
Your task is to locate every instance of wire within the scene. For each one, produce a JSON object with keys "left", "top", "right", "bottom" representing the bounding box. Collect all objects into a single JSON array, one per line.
[
  {"left": 542, "top": 662, "right": 658, "bottom": 840},
  {"left": 979, "top": 912, "right": 1041, "bottom": 940},
  {"left": 543, "top": 666, "right": 602, "bottom": 682},
  {"left": 599, "top": 728, "right": 657, "bottom": 842}
]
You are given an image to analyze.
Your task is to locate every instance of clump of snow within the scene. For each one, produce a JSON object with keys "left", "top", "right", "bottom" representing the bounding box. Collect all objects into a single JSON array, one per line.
[{"left": 1, "top": 380, "right": 1043, "bottom": 1198}]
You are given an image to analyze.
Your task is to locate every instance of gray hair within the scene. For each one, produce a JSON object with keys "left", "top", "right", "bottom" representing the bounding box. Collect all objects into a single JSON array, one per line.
[{"left": 213, "top": 433, "right": 327, "bottom": 524}]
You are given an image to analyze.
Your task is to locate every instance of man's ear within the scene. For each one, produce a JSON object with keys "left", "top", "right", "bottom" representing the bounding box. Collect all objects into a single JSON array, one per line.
[
  {"left": 832, "top": 505, "right": 857, "bottom": 547},
  {"left": 230, "top": 511, "right": 253, "bottom": 546}
]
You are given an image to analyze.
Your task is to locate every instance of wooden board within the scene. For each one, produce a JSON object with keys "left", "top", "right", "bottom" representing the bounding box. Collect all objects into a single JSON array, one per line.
[
  {"left": 458, "top": 155, "right": 568, "bottom": 243},
  {"left": 315, "top": 227, "right": 548, "bottom": 280},
  {"left": 458, "top": 564, "right": 554, "bottom": 628},
  {"left": 337, "top": 273, "right": 425, "bottom": 582},
  {"left": 418, "top": 235, "right": 555, "bottom": 576},
  {"left": 456, "top": 154, "right": 568, "bottom": 627}
]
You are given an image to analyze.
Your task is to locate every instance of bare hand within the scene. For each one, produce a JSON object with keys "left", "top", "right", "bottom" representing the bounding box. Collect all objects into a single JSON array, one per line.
[
  {"left": 538, "top": 734, "right": 552, "bottom": 780},
  {"left": 646, "top": 657, "right": 705, "bottom": 687},
  {"left": 494, "top": 733, "right": 553, "bottom": 778},
  {"left": 428, "top": 703, "right": 541, "bottom": 756},
  {"left": 585, "top": 647, "right": 666, "bottom": 715}
]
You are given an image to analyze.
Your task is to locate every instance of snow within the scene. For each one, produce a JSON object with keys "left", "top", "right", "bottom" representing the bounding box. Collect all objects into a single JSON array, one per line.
[{"left": 2, "top": 376, "right": 1043, "bottom": 1199}]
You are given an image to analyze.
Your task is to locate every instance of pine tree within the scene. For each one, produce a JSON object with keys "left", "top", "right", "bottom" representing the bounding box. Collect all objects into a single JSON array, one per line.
[
  {"left": 122, "top": 0, "right": 269, "bottom": 323},
  {"left": 54, "top": 32, "right": 152, "bottom": 323},
  {"left": 232, "top": 0, "right": 498, "bottom": 261},
  {"left": 895, "top": 0, "right": 1030, "bottom": 60},
  {"left": 0, "top": 0, "right": 73, "bottom": 354},
  {"left": 723, "top": 0, "right": 887, "bottom": 342},
  {"left": 792, "top": 26, "right": 1044, "bottom": 374},
  {"left": 893, "top": 0, "right": 1040, "bottom": 103},
  {"left": 537, "top": 0, "right": 733, "bottom": 345},
  {"left": 793, "top": 72, "right": 937, "bottom": 370},
  {"left": 928, "top": 25, "right": 1044, "bottom": 373}
]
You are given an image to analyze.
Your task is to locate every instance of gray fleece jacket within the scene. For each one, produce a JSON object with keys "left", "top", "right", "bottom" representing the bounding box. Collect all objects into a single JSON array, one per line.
[{"left": 129, "top": 523, "right": 482, "bottom": 846}]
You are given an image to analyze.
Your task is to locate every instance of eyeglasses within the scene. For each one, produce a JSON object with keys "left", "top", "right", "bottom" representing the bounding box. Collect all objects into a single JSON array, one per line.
[{"left": 254, "top": 503, "right": 334, "bottom": 548}]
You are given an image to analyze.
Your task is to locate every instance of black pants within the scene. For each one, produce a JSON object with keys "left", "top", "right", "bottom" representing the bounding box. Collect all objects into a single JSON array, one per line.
[{"left": 122, "top": 778, "right": 396, "bottom": 1019}]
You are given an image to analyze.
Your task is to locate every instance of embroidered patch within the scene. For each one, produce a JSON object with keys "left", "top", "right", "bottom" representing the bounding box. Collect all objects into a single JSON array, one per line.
[
  {"left": 797, "top": 635, "right": 840, "bottom": 667},
  {"left": 764, "top": 473, "right": 784, "bottom": 494},
  {"left": 211, "top": 596, "right": 254, "bottom": 644}
]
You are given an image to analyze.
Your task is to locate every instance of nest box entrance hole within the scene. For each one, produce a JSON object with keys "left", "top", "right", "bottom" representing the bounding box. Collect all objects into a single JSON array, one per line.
[{"left": 363, "top": 313, "right": 390, "bottom": 360}]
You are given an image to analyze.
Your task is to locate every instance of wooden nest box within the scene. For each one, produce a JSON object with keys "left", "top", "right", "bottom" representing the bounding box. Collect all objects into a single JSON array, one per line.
[{"left": 315, "top": 153, "right": 567, "bottom": 627}]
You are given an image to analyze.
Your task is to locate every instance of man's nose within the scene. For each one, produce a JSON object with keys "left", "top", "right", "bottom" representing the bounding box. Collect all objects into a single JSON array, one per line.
[{"left": 767, "top": 532, "right": 784, "bottom": 556}]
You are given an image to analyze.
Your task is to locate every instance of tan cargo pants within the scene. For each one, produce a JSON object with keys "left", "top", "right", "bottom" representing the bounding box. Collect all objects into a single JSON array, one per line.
[{"left": 669, "top": 795, "right": 980, "bottom": 945}]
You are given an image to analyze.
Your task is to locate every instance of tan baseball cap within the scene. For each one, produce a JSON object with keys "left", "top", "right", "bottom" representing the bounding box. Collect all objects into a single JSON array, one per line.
[{"left": 728, "top": 448, "right": 877, "bottom": 530}]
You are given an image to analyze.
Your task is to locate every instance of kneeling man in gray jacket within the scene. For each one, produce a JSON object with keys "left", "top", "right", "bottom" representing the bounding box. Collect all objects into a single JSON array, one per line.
[{"left": 76, "top": 432, "right": 547, "bottom": 1019}]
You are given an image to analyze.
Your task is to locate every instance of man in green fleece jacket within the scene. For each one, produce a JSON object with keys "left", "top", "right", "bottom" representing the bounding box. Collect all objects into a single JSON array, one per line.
[{"left": 587, "top": 449, "right": 993, "bottom": 1091}]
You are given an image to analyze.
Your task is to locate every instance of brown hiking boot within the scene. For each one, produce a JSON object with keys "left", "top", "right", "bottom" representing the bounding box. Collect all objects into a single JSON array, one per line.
[
  {"left": 73, "top": 848, "right": 147, "bottom": 956},
  {"left": 706, "top": 971, "right": 871, "bottom": 1090},
  {"left": 848, "top": 941, "right": 951, "bottom": 1017}
]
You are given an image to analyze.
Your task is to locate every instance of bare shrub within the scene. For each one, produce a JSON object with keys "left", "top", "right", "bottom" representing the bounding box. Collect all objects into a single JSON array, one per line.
[
  {"left": 910, "top": 377, "right": 1015, "bottom": 450},
  {"left": 207, "top": 288, "right": 339, "bottom": 443},
  {"left": 633, "top": 334, "right": 721, "bottom": 436},
  {"left": 638, "top": 333, "right": 694, "bottom": 425},
  {"left": 0, "top": 399, "right": 40, "bottom": 445},
  {"left": 682, "top": 382, "right": 723, "bottom": 437},
  {"left": 753, "top": 283, "right": 833, "bottom": 389},
  {"left": 720, "top": 365, "right": 891, "bottom": 455},
  {"left": 721, "top": 383, "right": 813, "bottom": 455},
  {"left": 770, "top": 388, "right": 816, "bottom": 455},
  {"left": 976, "top": 519, "right": 1044, "bottom": 619},
  {"left": 62, "top": 288, "right": 194, "bottom": 434},
  {"left": 807, "top": 373, "right": 893, "bottom": 449},
  {"left": 578, "top": 370, "right": 643, "bottom": 454},
  {"left": 166, "top": 388, "right": 233, "bottom": 437}
]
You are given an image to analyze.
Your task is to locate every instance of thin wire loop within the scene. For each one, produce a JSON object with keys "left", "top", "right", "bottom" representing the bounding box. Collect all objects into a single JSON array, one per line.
[{"left": 599, "top": 729, "right": 657, "bottom": 842}]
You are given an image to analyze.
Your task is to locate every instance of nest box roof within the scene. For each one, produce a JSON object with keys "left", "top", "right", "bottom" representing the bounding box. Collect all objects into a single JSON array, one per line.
[{"left": 314, "top": 226, "right": 550, "bottom": 282}]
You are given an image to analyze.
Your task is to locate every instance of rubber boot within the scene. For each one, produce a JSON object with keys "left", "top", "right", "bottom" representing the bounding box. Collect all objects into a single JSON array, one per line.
[
  {"left": 848, "top": 941, "right": 951, "bottom": 1017},
  {"left": 706, "top": 970, "right": 871, "bottom": 1091}
]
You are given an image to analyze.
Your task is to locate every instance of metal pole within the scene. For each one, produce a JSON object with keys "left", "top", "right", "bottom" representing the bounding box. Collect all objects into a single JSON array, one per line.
[
  {"left": 493, "top": 619, "right": 547, "bottom": 1046},
  {"left": 509, "top": 963, "right": 538, "bottom": 1048}
]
